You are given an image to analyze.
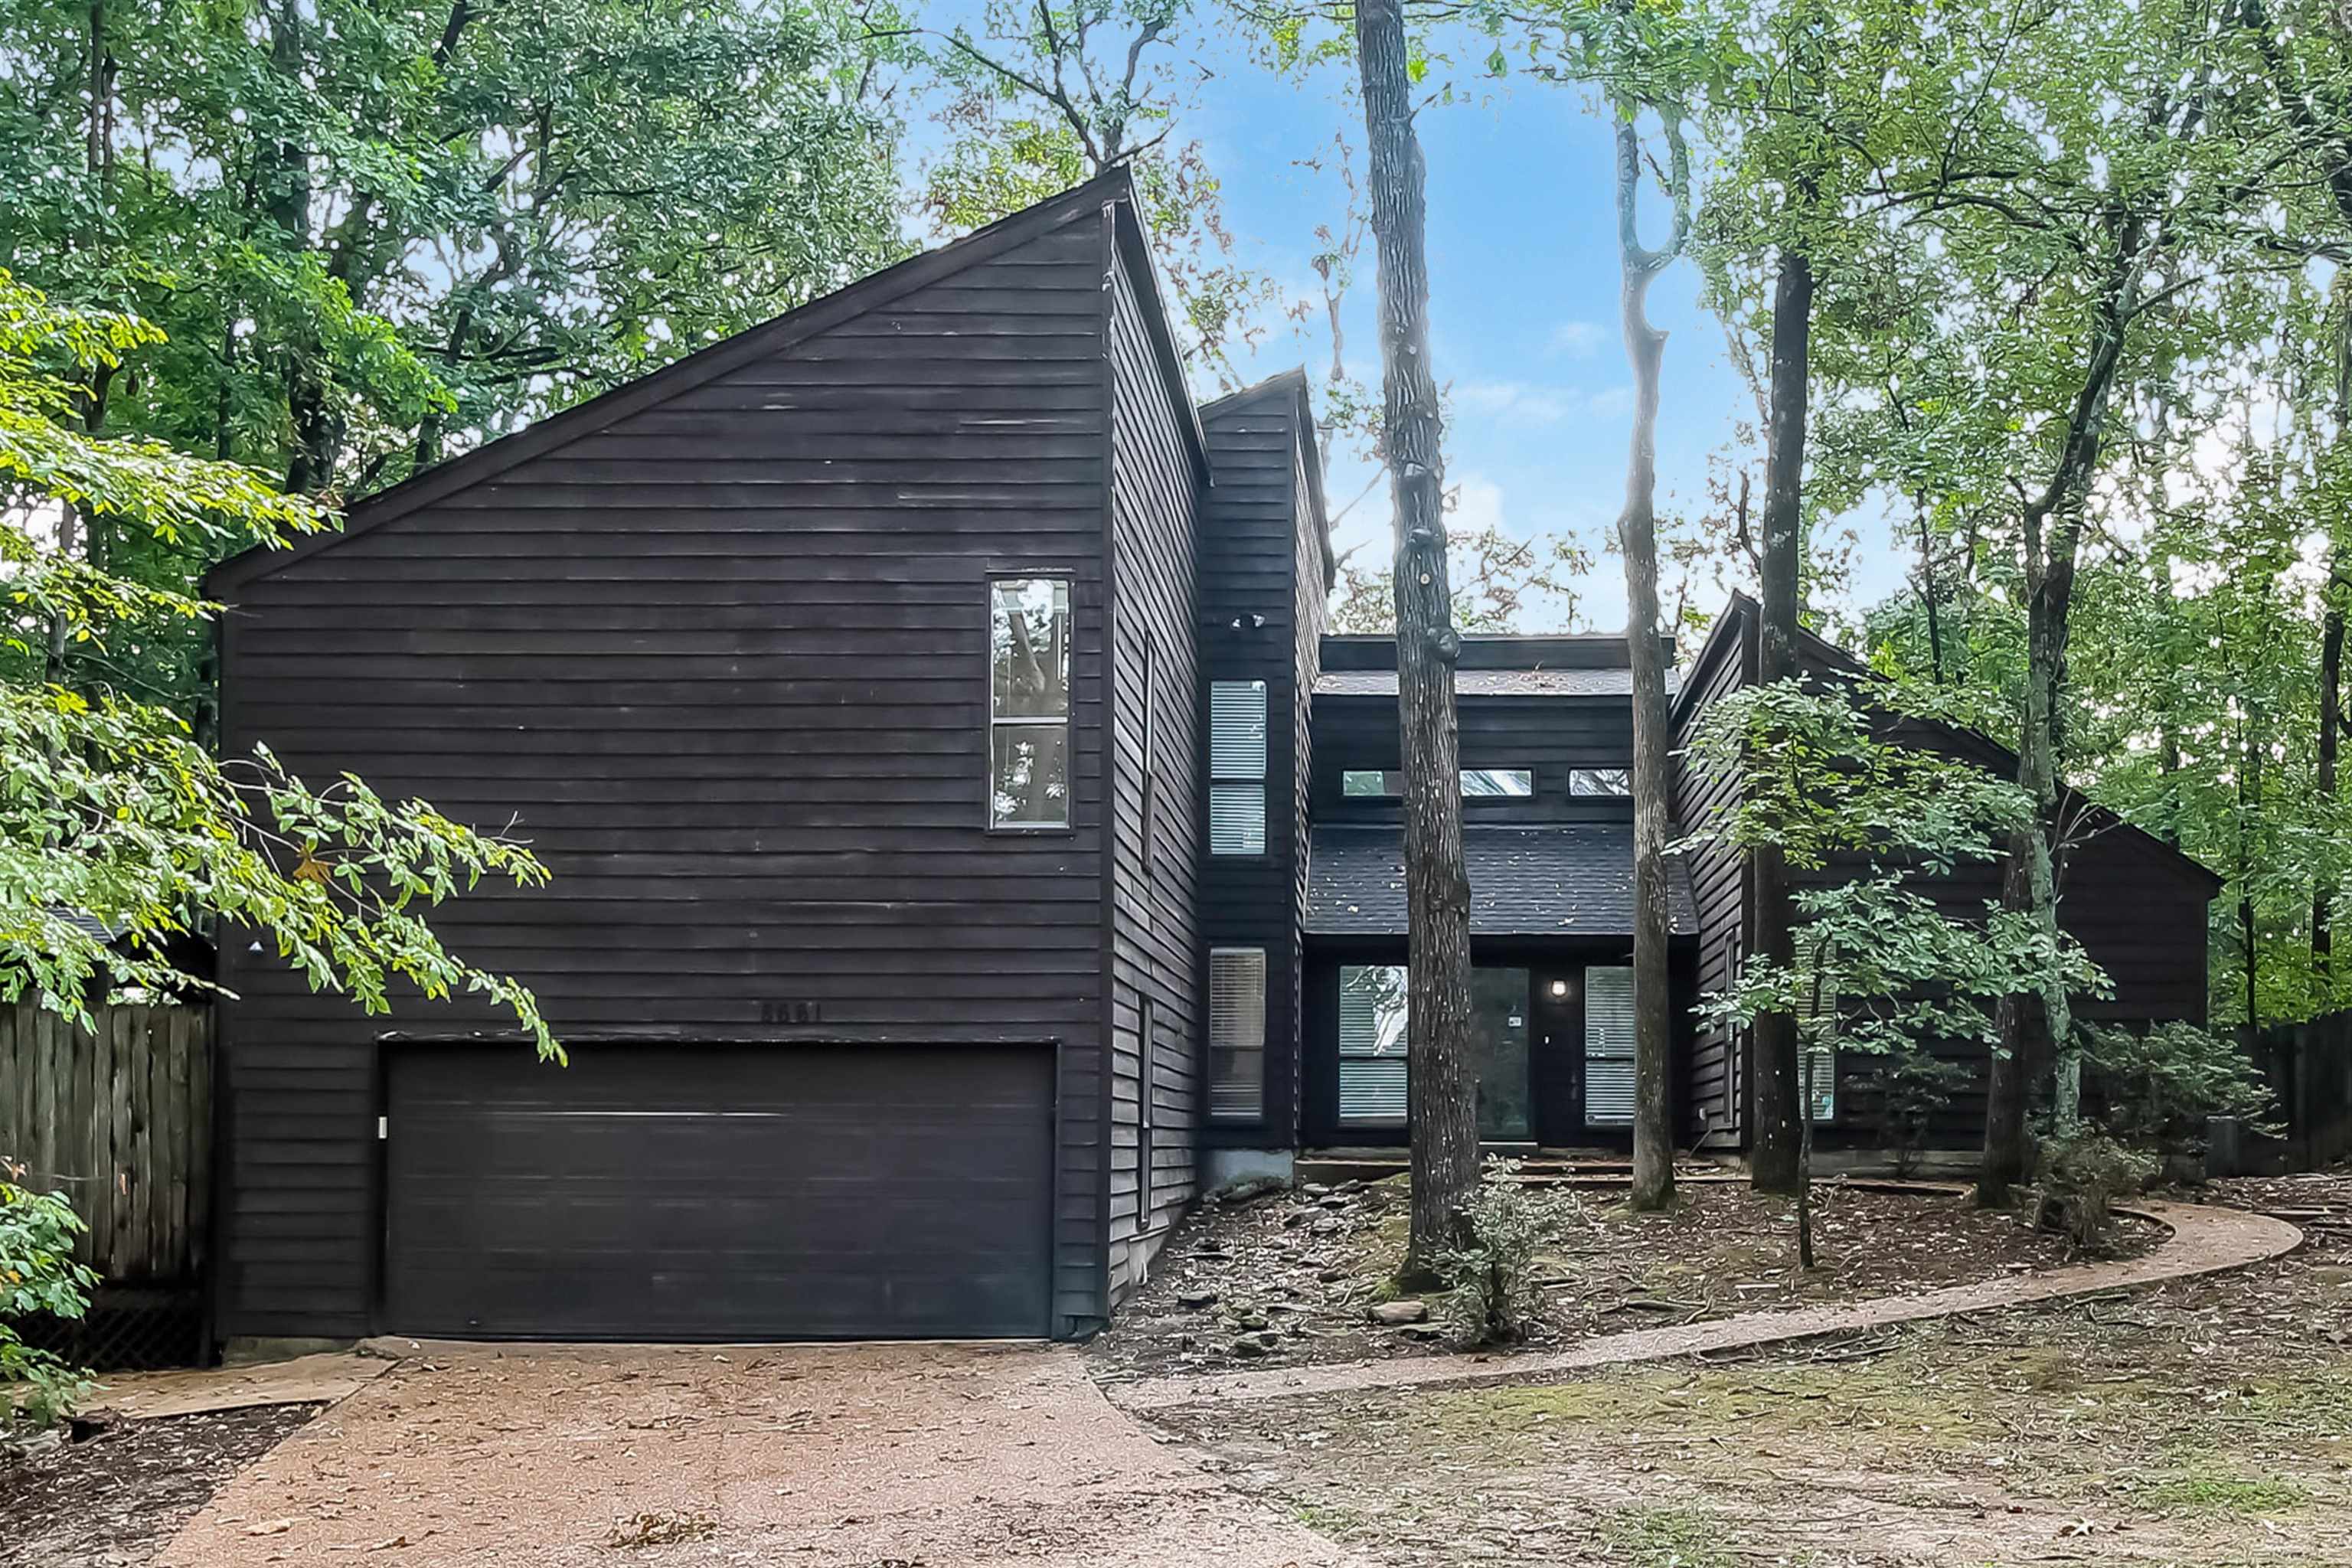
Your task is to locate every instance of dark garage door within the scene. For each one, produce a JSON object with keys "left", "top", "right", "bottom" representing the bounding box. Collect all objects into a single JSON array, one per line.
[{"left": 382, "top": 1044, "right": 1054, "bottom": 1340}]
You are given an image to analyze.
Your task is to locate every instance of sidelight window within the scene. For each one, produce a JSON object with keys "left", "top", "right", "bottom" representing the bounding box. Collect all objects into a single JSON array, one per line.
[
  {"left": 1338, "top": 963, "right": 1410, "bottom": 1124},
  {"left": 990, "top": 578, "right": 1071, "bottom": 828}
]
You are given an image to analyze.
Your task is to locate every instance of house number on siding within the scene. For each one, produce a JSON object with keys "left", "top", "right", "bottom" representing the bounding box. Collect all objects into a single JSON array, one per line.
[{"left": 760, "top": 1000, "right": 823, "bottom": 1025}]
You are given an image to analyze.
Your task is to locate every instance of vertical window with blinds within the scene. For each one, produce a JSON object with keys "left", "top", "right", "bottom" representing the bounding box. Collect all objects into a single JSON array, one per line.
[
  {"left": 1208, "top": 680, "right": 1267, "bottom": 854},
  {"left": 1137, "top": 996, "right": 1156, "bottom": 1221},
  {"left": 1207, "top": 948, "right": 1266, "bottom": 1119},
  {"left": 1795, "top": 933, "right": 1838, "bottom": 1123},
  {"left": 1583, "top": 965, "right": 1636, "bottom": 1126},
  {"left": 1338, "top": 964, "right": 1409, "bottom": 1124}
]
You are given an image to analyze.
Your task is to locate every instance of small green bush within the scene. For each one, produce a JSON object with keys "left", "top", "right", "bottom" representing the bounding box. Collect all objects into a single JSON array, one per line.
[
  {"left": 2, "top": 1182, "right": 97, "bottom": 1441},
  {"left": 1431, "top": 1158, "right": 1580, "bottom": 1347},
  {"left": 2082, "top": 1021, "right": 2275, "bottom": 1154},
  {"left": 2035, "top": 1131, "right": 2158, "bottom": 1253}
]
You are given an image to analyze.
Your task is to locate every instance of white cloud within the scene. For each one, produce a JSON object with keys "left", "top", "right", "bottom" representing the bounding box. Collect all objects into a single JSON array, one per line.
[
  {"left": 1550, "top": 320, "right": 1607, "bottom": 358},
  {"left": 1452, "top": 379, "right": 1635, "bottom": 426}
]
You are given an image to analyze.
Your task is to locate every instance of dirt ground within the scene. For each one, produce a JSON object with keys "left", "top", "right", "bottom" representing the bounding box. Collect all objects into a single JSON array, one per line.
[
  {"left": 150, "top": 1341, "right": 1368, "bottom": 1568},
  {"left": 1136, "top": 1171, "right": 2352, "bottom": 1567},
  {"left": 0, "top": 1403, "right": 318, "bottom": 1568},
  {"left": 1087, "top": 1174, "right": 2160, "bottom": 1380}
]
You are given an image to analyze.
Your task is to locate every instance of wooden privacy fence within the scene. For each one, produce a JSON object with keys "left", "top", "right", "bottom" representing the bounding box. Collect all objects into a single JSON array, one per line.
[{"left": 0, "top": 1004, "right": 211, "bottom": 1285}]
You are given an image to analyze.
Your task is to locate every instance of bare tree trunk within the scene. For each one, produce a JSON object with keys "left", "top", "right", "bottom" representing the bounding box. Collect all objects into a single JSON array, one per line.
[
  {"left": 1750, "top": 243, "right": 1813, "bottom": 1196},
  {"left": 1608, "top": 111, "right": 1686, "bottom": 1213},
  {"left": 1354, "top": 0, "right": 1476, "bottom": 1275}
]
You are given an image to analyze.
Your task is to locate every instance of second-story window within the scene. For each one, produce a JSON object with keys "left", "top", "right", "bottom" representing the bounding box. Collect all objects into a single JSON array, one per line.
[
  {"left": 1569, "top": 767, "right": 1633, "bottom": 797},
  {"left": 990, "top": 578, "right": 1071, "bottom": 829},
  {"left": 1209, "top": 679, "right": 1268, "bottom": 854}
]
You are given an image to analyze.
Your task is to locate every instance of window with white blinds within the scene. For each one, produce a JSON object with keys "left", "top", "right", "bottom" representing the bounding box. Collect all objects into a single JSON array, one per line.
[
  {"left": 1795, "top": 933, "right": 1838, "bottom": 1123},
  {"left": 1338, "top": 964, "right": 1410, "bottom": 1124},
  {"left": 1803, "top": 1046, "right": 1838, "bottom": 1123},
  {"left": 1583, "top": 965, "right": 1636, "bottom": 1126},
  {"left": 1207, "top": 948, "right": 1266, "bottom": 1119},
  {"left": 1208, "top": 680, "right": 1268, "bottom": 854}
]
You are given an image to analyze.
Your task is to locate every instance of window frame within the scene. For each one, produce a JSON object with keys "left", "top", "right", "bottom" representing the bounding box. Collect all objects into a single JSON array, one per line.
[
  {"left": 1207, "top": 678, "right": 1270, "bottom": 857},
  {"left": 1138, "top": 994, "right": 1156, "bottom": 1223},
  {"left": 1336, "top": 962, "right": 1411, "bottom": 1128},
  {"left": 1206, "top": 946, "right": 1269, "bottom": 1122},
  {"left": 1341, "top": 768, "right": 1537, "bottom": 799},
  {"left": 985, "top": 571, "right": 1076, "bottom": 835},
  {"left": 1568, "top": 766, "right": 1635, "bottom": 798}
]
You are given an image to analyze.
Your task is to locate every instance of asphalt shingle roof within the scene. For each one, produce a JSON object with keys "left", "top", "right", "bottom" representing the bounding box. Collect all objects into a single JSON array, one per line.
[{"left": 1302, "top": 825, "right": 1699, "bottom": 938}]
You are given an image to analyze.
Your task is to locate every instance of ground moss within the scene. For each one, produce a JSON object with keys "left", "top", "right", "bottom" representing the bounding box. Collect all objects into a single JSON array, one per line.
[
  {"left": 1602, "top": 1504, "right": 1739, "bottom": 1567},
  {"left": 2137, "top": 1472, "right": 2314, "bottom": 1515}
]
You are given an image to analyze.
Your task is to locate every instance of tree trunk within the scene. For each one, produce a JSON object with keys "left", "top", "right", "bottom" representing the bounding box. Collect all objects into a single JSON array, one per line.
[
  {"left": 1750, "top": 243, "right": 1814, "bottom": 1196},
  {"left": 1354, "top": 0, "right": 1477, "bottom": 1274},
  {"left": 1609, "top": 115, "right": 1679, "bottom": 1212}
]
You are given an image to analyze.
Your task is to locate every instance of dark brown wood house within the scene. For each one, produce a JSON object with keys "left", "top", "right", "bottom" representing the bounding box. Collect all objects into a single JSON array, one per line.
[{"left": 206, "top": 173, "right": 2216, "bottom": 1348}]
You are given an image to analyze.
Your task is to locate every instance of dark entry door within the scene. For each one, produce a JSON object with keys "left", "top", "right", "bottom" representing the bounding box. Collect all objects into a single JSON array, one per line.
[{"left": 382, "top": 1043, "right": 1055, "bottom": 1340}]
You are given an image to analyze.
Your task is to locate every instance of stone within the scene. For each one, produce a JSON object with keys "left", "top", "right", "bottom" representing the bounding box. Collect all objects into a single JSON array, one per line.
[
  {"left": 1235, "top": 1310, "right": 1270, "bottom": 1331},
  {"left": 1231, "top": 1337, "right": 1269, "bottom": 1359},
  {"left": 1368, "top": 1299, "right": 1429, "bottom": 1326},
  {"left": 1301, "top": 1183, "right": 1332, "bottom": 1198},
  {"left": 1318, "top": 1195, "right": 1350, "bottom": 1210},
  {"left": 1310, "top": 1217, "right": 1342, "bottom": 1236},
  {"left": 1176, "top": 1288, "right": 1219, "bottom": 1309},
  {"left": 2311, "top": 1265, "right": 2352, "bottom": 1285},
  {"left": 1317, "top": 1266, "right": 1351, "bottom": 1284},
  {"left": 1400, "top": 1322, "right": 1449, "bottom": 1342}
]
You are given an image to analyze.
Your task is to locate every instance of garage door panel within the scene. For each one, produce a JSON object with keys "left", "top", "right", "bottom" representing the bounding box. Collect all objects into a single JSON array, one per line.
[{"left": 382, "top": 1044, "right": 1054, "bottom": 1339}]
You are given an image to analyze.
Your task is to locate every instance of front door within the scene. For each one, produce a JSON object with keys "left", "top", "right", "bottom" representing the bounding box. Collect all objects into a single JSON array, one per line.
[{"left": 1470, "top": 967, "right": 1533, "bottom": 1142}]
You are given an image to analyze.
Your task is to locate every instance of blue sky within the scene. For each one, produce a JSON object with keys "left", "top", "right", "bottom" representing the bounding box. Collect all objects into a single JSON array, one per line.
[{"left": 904, "top": 16, "right": 1914, "bottom": 636}]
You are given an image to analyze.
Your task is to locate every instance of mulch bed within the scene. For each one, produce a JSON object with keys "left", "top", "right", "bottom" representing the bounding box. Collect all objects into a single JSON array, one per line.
[
  {"left": 0, "top": 1403, "right": 318, "bottom": 1568},
  {"left": 1085, "top": 1174, "right": 2162, "bottom": 1381}
]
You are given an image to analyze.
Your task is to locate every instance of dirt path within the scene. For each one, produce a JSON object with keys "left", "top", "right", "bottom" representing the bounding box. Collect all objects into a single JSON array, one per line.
[
  {"left": 155, "top": 1341, "right": 1370, "bottom": 1568},
  {"left": 1112, "top": 1196, "right": 2302, "bottom": 1411}
]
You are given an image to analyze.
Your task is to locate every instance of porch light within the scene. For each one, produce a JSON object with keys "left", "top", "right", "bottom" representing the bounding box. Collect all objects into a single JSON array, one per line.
[{"left": 1550, "top": 978, "right": 1570, "bottom": 998}]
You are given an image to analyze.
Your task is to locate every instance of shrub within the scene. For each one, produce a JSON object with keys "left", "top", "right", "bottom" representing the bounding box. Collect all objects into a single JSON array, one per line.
[
  {"left": 2035, "top": 1131, "right": 2158, "bottom": 1253},
  {"left": 2082, "top": 1021, "right": 2276, "bottom": 1154},
  {"left": 1430, "top": 1158, "right": 1580, "bottom": 1347},
  {"left": 1859, "top": 1048, "right": 1972, "bottom": 1176},
  {"left": 2, "top": 1182, "right": 96, "bottom": 1442}
]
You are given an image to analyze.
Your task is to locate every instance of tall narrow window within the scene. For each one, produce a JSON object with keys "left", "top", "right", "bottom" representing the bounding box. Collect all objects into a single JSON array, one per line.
[
  {"left": 1338, "top": 964, "right": 1409, "bottom": 1125},
  {"left": 1208, "top": 949, "right": 1267, "bottom": 1119},
  {"left": 1583, "top": 965, "right": 1636, "bottom": 1126},
  {"left": 1142, "top": 633, "right": 1159, "bottom": 890},
  {"left": 1209, "top": 680, "right": 1268, "bottom": 854},
  {"left": 1795, "top": 933, "right": 1838, "bottom": 1123},
  {"left": 990, "top": 578, "right": 1071, "bottom": 828}
]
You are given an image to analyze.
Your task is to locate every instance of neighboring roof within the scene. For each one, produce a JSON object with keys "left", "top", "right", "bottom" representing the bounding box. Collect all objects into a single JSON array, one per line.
[
  {"left": 1674, "top": 593, "right": 2223, "bottom": 893},
  {"left": 209, "top": 168, "right": 1200, "bottom": 595},
  {"left": 1303, "top": 825, "right": 1699, "bottom": 938},
  {"left": 1315, "top": 665, "right": 1680, "bottom": 697},
  {"left": 1199, "top": 368, "right": 1335, "bottom": 591}
]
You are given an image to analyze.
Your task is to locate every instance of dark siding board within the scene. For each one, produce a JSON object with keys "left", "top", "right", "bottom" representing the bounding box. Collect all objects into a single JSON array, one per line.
[
  {"left": 1105, "top": 240, "right": 1205, "bottom": 1305},
  {"left": 217, "top": 211, "right": 1119, "bottom": 1340},
  {"left": 1197, "top": 389, "right": 1315, "bottom": 1151},
  {"left": 1671, "top": 623, "right": 1751, "bottom": 1148},
  {"left": 1311, "top": 692, "right": 1639, "bottom": 828}
]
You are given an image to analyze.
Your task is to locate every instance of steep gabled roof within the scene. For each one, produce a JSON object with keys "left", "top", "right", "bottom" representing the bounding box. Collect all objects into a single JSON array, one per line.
[
  {"left": 209, "top": 168, "right": 1201, "bottom": 595},
  {"left": 1199, "top": 367, "right": 1335, "bottom": 590},
  {"left": 1677, "top": 593, "right": 2221, "bottom": 893}
]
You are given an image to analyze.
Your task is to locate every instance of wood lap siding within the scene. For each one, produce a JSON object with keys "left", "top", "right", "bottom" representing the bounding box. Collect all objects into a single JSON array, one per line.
[
  {"left": 1671, "top": 621, "right": 1751, "bottom": 1149},
  {"left": 1199, "top": 385, "right": 1315, "bottom": 1150},
  {"left": 1105, "top": 240, "right": 1204, "bottom": 1305},
  {"left": 216, "top": 211, "right": 1119, "bottom": 1338},
  {"left": 1312, "top": 694, "right": 1640, "bottom": 825}
]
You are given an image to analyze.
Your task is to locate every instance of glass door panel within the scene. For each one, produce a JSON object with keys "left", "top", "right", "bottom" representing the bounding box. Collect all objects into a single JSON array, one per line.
[{"left": 1471, "top": 968, "right": 1532, "bottom": 1142}]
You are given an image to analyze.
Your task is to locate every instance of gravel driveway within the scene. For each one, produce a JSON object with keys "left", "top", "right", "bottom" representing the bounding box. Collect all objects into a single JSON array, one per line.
[{"left": 155, "top": 1341, "right": 1364, "bottom": 1567}]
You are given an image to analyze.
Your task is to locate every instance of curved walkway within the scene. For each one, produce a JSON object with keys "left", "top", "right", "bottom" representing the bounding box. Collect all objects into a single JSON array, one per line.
[{"left": 1111, "top": 1195, "right": 2302, "bottom": 1413}]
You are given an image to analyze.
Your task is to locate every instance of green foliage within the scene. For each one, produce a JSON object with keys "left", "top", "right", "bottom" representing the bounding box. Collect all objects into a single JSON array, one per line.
[
  {"left": 0, "top": 275, "right": 555, "bottom": 1054},
  {"left": 1681, "top": 676, "right": 2108, "bottom": 1078},
  {"left": 0, "top": 1183, "right": 96, "bottom": 1437},
  {"left": 2034, "top": 1130, "right": 2158, "bottom": 1254},
  {"left": 1429, "top": 1158, "right": 1579, "bottom": 1347},
  {"left": 1855, "top": 1047, "right": 1971, "bottom": 1177},
  {"left": 2082, "top": 1022, "right": 2277, "bottom": 1155}
]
